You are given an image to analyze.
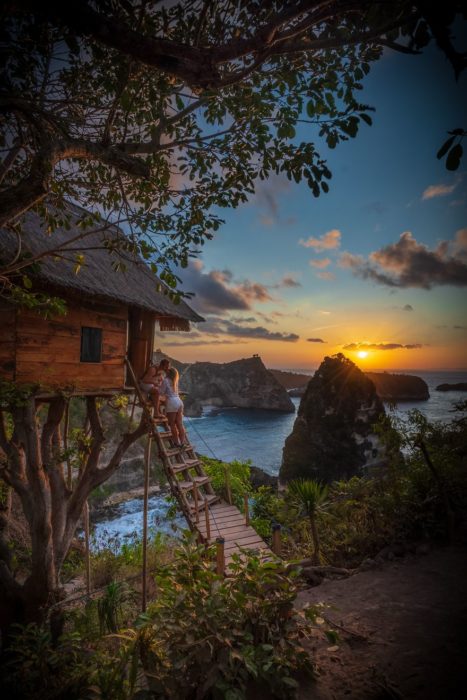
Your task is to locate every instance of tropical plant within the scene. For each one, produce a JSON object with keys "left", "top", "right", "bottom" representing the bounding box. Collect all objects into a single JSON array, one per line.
[
  {"left": 138, "top": 534, "right": 314, "bottom": 698},
  {"left": 287, "top": 479, "right": 329, "bottom": 564},
  {"left": 97, "top": 580, "right": 135, "bottom": 634}
]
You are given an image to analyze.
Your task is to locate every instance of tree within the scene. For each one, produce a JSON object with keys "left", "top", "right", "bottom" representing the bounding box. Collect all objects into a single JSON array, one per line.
[
  {"left": 0, "top": 390, "right": 148, "bottom": 629},
  {"left": 288, "top": 478, "right": 328, "bottom": 564},
  {"left": 1, "top": 1, "right": 465, "bottom": 300}
]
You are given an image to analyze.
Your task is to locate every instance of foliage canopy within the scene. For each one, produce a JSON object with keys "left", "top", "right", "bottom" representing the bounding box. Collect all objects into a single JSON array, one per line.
[{"left": 1, "top": 1, "right": 465, "bottom": 300}]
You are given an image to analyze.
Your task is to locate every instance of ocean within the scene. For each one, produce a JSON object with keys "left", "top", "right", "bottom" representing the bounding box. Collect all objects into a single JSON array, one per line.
[{"left": 91, "top": 369, "right": 467, "bottom": 548}]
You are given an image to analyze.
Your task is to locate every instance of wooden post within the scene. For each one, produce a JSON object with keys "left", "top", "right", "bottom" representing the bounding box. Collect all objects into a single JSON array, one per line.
[
  {"left": 216, "top": 537, "right": 225, "bottom": 576},
  {"left": 244, "top": 493, "right": 249, "bottom": 526},
  {"left": 129, "top": 391, "right": 137, "bottom": 423},
  {"left": 142, "top": 434, "right": 152, "bottom": 612},
  {"left": 205, "top": 500, "right": 211, "bottom": 541},
  {"left": 272, "top": 523, "right": 282, "bottom": 556},
  {"left": 224, "top": 465, "right": 232, "bottom": 505},
  {"left": 63, "top": 399, "right": 72, "bottom": 489},
  {"left": 193, "top": 483, "right": 199, "bottom": 523},
  {"left": 84, "top": 500, "right": 91, "bottom": 595}
]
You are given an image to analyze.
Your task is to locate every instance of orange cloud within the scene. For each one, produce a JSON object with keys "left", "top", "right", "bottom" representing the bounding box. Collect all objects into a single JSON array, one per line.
[{"left": 299, "top": 229, "right": 341, "bottom": 251}]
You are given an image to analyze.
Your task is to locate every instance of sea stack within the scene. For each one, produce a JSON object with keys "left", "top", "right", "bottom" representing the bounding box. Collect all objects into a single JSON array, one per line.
[{"left": 280, "top": 354, "right": 386, "bottom": 483}]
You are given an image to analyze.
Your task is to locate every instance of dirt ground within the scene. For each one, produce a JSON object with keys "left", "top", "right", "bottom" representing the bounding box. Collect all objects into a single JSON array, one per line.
[{"left": 296, "top": 542, "right": 467, "bottom": 699}]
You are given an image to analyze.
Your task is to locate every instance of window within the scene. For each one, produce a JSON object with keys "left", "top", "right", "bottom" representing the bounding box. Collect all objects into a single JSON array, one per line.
[{"left": 80, "top": 327, "right": 102, "bottom": 363}]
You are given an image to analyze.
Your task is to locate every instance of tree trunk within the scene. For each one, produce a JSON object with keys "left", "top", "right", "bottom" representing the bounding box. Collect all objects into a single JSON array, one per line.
[{"left": 0, "top": 394, "right": 148, "bottom": 633}]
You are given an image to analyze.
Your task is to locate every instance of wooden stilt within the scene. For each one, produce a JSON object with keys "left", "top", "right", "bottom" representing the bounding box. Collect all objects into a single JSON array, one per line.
[
  {"left": 224, "top": 465, "right": 232, "bottom": 505},
  {"left": 129, "top": 391, "right": 137, "bottom": 423},
  {"left": 63, "top": 399, "right": 72, "bottom": 489},
  {"left": 244, "top": 493, "right": 249, "bottom": 526},
  {"left": 216, "top": 537, "right": 225, "bottom": 576},
  {"left": 205, "top": 501, "right": 211, "bottom": 541},
  {"left": 193, "top": 484, "right": 199, "bottom": 523},
  {"left": 272, "top": 523, "right": 282, "bottom": 556},
  {"left": 84, "top": 500, "right": 91, "bottom": 595},
  {"left": 142, "top": 434, "right": 152, "bottom": 612}
]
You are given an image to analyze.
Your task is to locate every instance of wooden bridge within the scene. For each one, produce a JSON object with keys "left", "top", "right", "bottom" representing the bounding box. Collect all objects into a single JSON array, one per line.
[{"left": 152, "top": 417, "right": 270, "bottom": 566}]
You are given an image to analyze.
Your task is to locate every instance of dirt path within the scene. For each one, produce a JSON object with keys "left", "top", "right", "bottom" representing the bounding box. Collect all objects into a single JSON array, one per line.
[{"left": 296, "top": 543, "right": 467, "bottom": 699}]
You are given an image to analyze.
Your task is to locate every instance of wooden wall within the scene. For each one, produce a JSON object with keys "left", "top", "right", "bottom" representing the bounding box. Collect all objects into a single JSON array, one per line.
[
  {"left": 0, "top": 303, "right": 16, "bottom": 380},
  {"left": 14, "top": 301, "right": 128, "bottom": 391}
]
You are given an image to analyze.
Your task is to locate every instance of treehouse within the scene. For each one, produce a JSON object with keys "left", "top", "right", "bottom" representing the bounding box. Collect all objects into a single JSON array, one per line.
[{"left": 0, "top": 206, "right": 203, "bottom": 395}]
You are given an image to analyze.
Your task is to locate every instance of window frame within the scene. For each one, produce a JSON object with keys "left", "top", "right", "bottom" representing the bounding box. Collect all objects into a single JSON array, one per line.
[{"left": 80, "top": 326, "right": 103, "bottom": 363}]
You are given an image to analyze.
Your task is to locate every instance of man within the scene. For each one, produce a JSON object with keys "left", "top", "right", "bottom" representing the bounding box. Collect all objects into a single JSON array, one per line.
[{"left": 140, "top": 357, "right": 170, "bottom": 416}]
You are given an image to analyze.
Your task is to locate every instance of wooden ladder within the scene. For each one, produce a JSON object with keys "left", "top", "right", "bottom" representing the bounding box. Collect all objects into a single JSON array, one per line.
[{"left": 151, "top": 416, "right": 219, "bottom": 529}]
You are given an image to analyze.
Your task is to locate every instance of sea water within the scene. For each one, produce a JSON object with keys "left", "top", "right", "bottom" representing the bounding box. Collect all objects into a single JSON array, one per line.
[{"left": 92, "top": 370, "right": 466, "bottom": 547}]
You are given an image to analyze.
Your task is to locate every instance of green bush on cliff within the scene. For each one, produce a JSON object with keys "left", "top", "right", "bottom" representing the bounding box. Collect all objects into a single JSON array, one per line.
[{"left": 201, "top": 455, "right": 252, "bottom": 507}]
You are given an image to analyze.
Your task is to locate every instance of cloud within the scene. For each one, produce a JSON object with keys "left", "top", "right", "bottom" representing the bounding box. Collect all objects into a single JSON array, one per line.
[
  {"left": 343, "top": 342, "right": 423, "bottom": 351},
  {"left": 318, "top": 310, "right": 331, "bottom": 315},
  {"left": 299, "top": 229, "right": 341, "bottom": 251},
  {"left": 422, "top": 182, "right": 457, "bottom": 200},
  {"left": 193, "top": 316, "right": 299, "bottom": 342},
  {"left": 230, "top": 316, "right": 257, "bottom": 323},
  {"left": 280, "top": 276, "right": 301, "bottom": 288},
  {"left": 162, "top": 339, "right": 247, "bottom": 346},
  {"left": 403, "top": 304, "right": 414, "bottom": 311},
  {"left": 317, "top": 271, "right": 336, "bottom": 281},
  {"left": 309, "top": 258, "right": 331, "bottom": 269},
  {"left": 254, "top": 175, "right": 291, "bottom": 226},
  {"left": 453, "top": 325, "right": 467, "bottom": 330},
  {"left": 180, "top": 260, "right": 273, "bottom": 313},
  {"left": 339, "top": 230, "right": 467, "bottom": 289},
  {"left": 307, "top": 337, "right": 326, "bottom": 343}
]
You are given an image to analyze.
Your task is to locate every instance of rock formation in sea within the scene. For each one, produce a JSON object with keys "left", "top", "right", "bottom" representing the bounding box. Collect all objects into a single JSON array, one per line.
[
  {"left": 280, "top": 354, "right": 386, "bottom": 484},
  {"left": 274, "top": 369, "right": 429, "bottom": 401},
  {"left": 180, "top": 356, "right": 295, "bottom": 416},
  {"left": 365, "top": 372, "right": 429, "bottom": 401},
  {"left": 436, "top": 382, "right": 467, "bottom": 392}
]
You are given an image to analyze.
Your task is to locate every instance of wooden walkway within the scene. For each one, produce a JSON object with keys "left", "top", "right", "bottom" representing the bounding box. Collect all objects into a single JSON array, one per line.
[{"left": 151, "top": 417, "right": 271, "bottom": 567}]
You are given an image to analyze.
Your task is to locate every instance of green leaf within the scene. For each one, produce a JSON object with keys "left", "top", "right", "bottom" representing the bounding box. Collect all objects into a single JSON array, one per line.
[
  {"left": 446, "top": 143, "right": 463, "bottom": 171},
  {"left": 436, "top": 135, "right": 455, "bottom": 160},
  {"left": 22, "top": 275, "right": 32, "bottom": 289}
]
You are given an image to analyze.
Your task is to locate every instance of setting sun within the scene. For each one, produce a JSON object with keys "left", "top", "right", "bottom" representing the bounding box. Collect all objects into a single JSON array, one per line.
[{"left": 357, "top": 351, "right": 368, "bottom": 359}]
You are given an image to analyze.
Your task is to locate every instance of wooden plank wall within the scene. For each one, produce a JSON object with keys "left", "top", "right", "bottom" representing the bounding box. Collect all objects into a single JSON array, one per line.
[
  {"left": 0, "top": 303, "right": 16, "bottom": 380},
  {"left": 15, "top": 302, "right": 128, "bottom": 390}
]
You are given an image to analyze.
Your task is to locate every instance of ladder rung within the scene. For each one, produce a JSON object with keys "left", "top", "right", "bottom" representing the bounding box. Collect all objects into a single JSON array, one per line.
[
  {"left": 184, "top": 459, "right": 200, "bottom": 467},
  {"left": 157, "top": 431, "right": 173, "bottom": 439},
  {"left": 164, "top": 447, "right": 183, "bottom": 456},
  {"left": 189, "top": 494, "right": 218, "bottom": 511},
  {"left": 171, "top": 463, "right": 190, "bottom": 473},
  {"left": 177, "top": 476, "right": 210, "bottom": 490}
]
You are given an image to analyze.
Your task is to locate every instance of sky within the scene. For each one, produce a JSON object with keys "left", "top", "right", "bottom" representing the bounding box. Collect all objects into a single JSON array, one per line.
[{"left": 159, "top": 35, "right": 467, "bottom": 372}]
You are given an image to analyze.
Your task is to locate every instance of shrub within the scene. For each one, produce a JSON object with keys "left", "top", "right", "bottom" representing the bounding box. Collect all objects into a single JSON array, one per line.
[
  {"left": 139, "top": 534, "right": 314, "bottom": 698},
  {"left": 201, "top": 456, "right": 252, "bottom": 507}
]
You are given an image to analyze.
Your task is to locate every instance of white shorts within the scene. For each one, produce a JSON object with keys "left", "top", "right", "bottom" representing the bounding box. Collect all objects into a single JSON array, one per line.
[{"left": 166, "top": 396, "right": 183, "bottom": 413}]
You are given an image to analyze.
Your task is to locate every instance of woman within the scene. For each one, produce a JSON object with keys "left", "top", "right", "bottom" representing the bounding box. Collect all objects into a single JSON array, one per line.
[
  {"left": 140, "top": 358, "right": 170, "bottom": 416},
  {"left": 157, "top": 367, "right": 187, "bottom": 447}
]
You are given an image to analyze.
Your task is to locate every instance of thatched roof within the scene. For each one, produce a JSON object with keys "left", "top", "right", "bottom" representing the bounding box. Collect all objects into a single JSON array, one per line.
[{"left": 1, "top": 205, "right": 203, "bottom": 328}]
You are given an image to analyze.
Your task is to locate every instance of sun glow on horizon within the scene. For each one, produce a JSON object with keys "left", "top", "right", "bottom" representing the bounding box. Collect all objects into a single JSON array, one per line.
[{"left": 357, "top": 350, "right": 369, "bottom": 359}]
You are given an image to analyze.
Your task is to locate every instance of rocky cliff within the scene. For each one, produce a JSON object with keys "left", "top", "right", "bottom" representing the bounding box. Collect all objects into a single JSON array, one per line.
[
  {"left": 280, "top": 354, "right": 386, "bottom": 483},
  {"left": 365, "top": 372, "right": 429, "bottom": 401},
  {"left": 180, "top": 356, "right": 295, "bottom": 415}
]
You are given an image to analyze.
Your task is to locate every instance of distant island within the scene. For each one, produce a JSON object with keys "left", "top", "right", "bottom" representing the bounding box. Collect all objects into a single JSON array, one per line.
[
  {"left": 436, "top": 383, "right": 467, "bottom": 392},
  {"left": 365, "top": 372, "right": 429, "bottom": 401},
  {"left": 271, "top": 368, "right": 430, "bottom": 402}
]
